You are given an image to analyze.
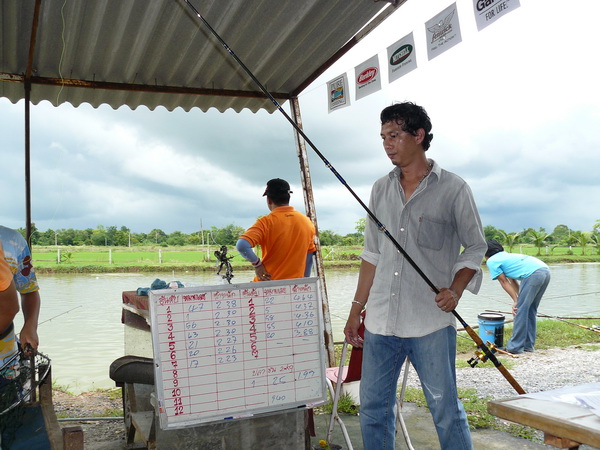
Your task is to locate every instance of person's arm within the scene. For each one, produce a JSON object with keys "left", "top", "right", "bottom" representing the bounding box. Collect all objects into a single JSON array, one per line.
[
  {"left": 0, "top": 280, "right": 19, "bottom": 334},
  {"left": 435, "top": 267, "right": 476, "bottom": 312},
  {"left": 19, "top": 290, "right": 41, "bottom": 351},
  {"left": 304, "top": 252, "right": 315, "bottom": 277},
  {"left": 236, "top": 238, "right": 259, "bottom": 264},
  {"left": 236, "top": 238, "right": 272, "bottom": 280},
  {"left": 496, "top": 273, "right": 519, "bottom": 314},
  {"left": 343, "top": 260, "right": 376, "bottom": 347}
]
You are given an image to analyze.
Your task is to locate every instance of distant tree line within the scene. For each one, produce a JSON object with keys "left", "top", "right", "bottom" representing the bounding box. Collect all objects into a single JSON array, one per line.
[
  {"left": 18, "top": 219, "right": 600, "bottom": 255},
  {"left": 484, "top": 221, "right": 600, "bottom": 256},
  {"left": 21, "top": 220, "right": 366, "bottom": 248}
]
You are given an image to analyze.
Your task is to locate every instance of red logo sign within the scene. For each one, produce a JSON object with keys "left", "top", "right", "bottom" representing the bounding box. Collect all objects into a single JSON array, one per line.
[{"left": 357, "top": 67, "right": 377, "bottom": 85}]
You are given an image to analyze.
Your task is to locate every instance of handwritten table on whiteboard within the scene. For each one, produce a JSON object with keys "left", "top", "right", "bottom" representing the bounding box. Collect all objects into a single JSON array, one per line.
[{"left": 149, "top": 277, "right": 327, "bottom": 429}]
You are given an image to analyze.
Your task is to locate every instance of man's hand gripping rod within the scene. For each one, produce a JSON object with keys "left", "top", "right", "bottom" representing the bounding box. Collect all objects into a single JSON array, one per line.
[{"left": 181, "top": 0, "right": 525, "bottom": 395}]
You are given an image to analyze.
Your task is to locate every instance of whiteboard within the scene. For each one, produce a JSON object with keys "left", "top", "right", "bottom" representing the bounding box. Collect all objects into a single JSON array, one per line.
[{"left": 148, "top": 277, "right": 327, "bottom": 429}]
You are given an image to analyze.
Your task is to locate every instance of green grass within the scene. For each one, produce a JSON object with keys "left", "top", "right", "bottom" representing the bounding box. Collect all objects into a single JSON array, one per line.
[{"left": 30, "top": 244, "right": 600, "bottom": 274}]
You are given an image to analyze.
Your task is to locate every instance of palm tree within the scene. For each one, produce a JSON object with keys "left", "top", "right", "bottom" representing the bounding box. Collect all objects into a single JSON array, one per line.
[
  {"left": 498, "top": 231, "right": 520, "bottom": 253},
  {"left": 571, "top": 231, "right": 591, "bottom": 256},
  {"left": 590, "top": 232, "right": 600, "bottom": 255},
  {"left": 527, "top": 229, "right": 549, "bottom": 256}
]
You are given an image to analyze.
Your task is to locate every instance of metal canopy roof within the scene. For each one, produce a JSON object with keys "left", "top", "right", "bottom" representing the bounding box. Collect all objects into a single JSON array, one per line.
[{"left": 1, "top": 0, "right": 397, "bottom": 113}]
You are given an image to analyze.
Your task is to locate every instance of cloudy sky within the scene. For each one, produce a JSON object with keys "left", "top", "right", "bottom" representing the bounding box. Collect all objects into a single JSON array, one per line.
[{"left": 1, "top": 0, "right": 599, "bottom": 237}]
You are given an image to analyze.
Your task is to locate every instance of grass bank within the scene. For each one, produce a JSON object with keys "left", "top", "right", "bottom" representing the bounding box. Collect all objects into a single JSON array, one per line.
[{"left": 30, "top": 245, "right": 600, "bottom": 274}]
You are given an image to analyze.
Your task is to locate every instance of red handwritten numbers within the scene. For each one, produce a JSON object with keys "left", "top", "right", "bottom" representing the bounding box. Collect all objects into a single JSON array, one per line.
[{"left": 151, "top": 280, "right": 325, "bottom": 427}]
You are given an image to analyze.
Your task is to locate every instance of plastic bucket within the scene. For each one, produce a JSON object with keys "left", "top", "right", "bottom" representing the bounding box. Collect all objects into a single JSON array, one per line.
[{"left": 477, "top": 312, "right": 505, "bottom": 348}]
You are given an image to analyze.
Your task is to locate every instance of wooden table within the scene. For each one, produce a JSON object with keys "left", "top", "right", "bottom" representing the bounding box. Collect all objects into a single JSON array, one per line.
[{"left": 488, "top": 389, "right": 600, "bottom": 449}]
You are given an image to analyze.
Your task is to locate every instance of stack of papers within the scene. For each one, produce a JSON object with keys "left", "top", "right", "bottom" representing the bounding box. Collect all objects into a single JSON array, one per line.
[{"left": 523, "top": 382, "right": 600, "bottom": 418}]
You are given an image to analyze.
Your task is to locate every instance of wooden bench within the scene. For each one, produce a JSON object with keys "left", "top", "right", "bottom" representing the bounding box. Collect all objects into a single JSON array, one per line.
[{"left": 488, "top": 395, "right": 600, "bottom": 449}]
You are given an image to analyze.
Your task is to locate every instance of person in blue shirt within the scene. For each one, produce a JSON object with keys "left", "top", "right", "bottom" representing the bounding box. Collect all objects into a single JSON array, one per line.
[{"left": 485, "top": 239, "right": 551, "bottom": 354}]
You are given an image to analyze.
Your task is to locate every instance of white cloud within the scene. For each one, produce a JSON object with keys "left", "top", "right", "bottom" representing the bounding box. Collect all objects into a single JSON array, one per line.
[{"left": 1, "top": 0, "right": 599, "bottom": 236}]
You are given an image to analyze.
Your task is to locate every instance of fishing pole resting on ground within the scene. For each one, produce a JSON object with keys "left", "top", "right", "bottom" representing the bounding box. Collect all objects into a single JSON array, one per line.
[
  {"left": 486, "top": 309, "right": 600, "bottom": 334},
  {"left": 180, "top": 0, "right": 525, "bottom": 395}
]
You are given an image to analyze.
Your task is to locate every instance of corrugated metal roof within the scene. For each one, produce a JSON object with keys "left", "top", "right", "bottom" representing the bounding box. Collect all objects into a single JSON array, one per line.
[{"left": 0, "top": 0, "right": 396, "bottom": 113}]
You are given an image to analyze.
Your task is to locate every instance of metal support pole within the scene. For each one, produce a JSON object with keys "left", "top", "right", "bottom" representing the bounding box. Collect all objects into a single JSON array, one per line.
[
  {"left": 290, "top": 97, "right": 335, "bottom": 368},
  {"left": 25, "top": 81, "right": 32, "bottom": 247}
]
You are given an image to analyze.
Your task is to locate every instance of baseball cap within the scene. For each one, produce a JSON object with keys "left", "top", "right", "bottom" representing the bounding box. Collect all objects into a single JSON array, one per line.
[{"left": 263, "top": 178, "right": 293, "bottom": 196}]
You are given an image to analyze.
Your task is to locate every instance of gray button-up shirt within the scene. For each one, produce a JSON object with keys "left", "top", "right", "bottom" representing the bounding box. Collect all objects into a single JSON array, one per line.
[{"left": 362, "top": 160, "right": 487, "bottom": 338}]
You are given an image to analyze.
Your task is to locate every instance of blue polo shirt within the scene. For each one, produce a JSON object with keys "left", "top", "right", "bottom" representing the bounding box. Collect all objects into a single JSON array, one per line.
[{"left": 486, "top": 251, "right": 548, "bottom": 281}]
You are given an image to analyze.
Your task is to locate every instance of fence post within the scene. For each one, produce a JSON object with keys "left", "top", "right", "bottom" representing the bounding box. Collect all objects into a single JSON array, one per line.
[
  {"left": 57, "top": 248, "right": 61, "bottom": 264},
  {"left": 159, "top": 248, "right": 162, "bottom": 264},
  {"left": 109, "top": 248, "right": 113, "bottom": 264}
]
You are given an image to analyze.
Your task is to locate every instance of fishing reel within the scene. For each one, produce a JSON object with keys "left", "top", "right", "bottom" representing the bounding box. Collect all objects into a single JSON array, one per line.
[{"left": 467, "top": 341, "right": 498, "bottom": 368}]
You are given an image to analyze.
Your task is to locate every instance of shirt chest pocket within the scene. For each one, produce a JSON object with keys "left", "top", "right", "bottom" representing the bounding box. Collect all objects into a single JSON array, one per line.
[{"left": 417, "top": 216, "right": 447, "bottom": 251}]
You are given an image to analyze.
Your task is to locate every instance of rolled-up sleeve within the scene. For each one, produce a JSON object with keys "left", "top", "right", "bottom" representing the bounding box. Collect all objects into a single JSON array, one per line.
[{"left": 451, "top": 183, "right": 487, "bottom": 294}]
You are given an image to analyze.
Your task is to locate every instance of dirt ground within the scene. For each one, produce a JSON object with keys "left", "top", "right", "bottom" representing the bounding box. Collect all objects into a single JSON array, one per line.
[{"left": 53, "top": 389, "right": 127, "bottom": 449}]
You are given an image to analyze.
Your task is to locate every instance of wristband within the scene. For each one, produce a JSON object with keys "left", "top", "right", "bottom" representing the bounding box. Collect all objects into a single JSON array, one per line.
[
  {"left": 252, "top": 258, "right": 262, "bottom": 267},
  {"left": 352, "top": 300, "right": 365, "bottom": 308}
]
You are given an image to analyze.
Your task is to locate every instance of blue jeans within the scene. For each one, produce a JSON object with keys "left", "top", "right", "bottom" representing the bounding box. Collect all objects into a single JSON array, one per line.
[
  {"left": 507, "top": 268, "right": 551, "bottom": 353},
  {"left": 360, "top": 327, "right": 472, "bottom": 450}
]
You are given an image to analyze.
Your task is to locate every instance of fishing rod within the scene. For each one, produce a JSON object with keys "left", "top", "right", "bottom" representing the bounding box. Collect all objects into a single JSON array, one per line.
[
  {"left": 487, "top": 309, "right": 600, "bottom": 334},
  {"left": 537, "top": 312, "right": 600, "bottom": 333},
  {"left": 181, "top": 0, "right": 525, "bottom": 395},
  {"left": 17, "top": 305, "right": 83, "bottom": 349},
  {"left": 37, "top": 305, "right": 83, "bottom": 326},
  {"left": 467, "top": 340, "right": 517, "bottom": 368}
]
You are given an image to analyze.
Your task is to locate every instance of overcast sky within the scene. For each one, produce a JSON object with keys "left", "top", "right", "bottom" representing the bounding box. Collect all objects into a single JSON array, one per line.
[{"left": 1, "top": 0, "right": 599, "bottom": 237}]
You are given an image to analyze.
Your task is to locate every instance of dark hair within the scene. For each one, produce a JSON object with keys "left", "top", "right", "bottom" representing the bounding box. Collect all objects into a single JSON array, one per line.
[
  {"left": 380, "top": 102, "right": 434, "bottom": 150},
  {"left": 485, "top": 239, "right": 505, "bottom": 258},
  {"left": 263, "top": 178, "right": 291, "bottom": 205}
]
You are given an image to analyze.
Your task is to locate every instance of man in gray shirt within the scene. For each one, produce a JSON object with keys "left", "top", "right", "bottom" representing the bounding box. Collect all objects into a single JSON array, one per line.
[{"left": 344, "top": 102, "right": 486, "bottom": 449}]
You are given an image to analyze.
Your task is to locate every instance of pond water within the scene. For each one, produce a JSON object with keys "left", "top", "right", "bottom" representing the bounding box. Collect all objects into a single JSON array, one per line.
[{"left": 13, "top": 263, "right": 600, "bottom": 393}]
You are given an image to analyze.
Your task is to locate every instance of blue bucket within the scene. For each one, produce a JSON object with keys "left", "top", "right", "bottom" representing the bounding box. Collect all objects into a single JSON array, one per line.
[{"left": 477, "top": 312, "right": 505, "bottom": 348}]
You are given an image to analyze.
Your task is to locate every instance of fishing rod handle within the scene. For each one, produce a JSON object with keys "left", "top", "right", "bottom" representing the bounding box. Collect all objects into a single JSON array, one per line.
[{"left": 462, "top": 324, "right": 526, "bottom": 395}]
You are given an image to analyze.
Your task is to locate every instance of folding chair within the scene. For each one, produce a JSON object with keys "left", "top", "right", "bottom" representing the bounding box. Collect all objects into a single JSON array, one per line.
[{"left": 325, "top": 313, "right": 415, "bottom": 450}]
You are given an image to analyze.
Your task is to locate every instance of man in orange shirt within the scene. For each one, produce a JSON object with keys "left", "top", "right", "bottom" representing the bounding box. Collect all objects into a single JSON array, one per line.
[{"left": 236, "top": 178, "right": 316, "bottom": 281}]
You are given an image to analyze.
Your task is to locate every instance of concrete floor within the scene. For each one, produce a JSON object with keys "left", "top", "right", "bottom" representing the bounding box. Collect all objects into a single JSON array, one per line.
[{"left": 310, "top": 403, "right": 551, "bottom": 450}]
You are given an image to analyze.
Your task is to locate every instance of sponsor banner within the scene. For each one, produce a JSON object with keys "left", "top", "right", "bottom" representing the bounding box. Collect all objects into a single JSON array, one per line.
[
  {"left": 387, "top": 32, "right": 418, "bottom": 84},
  {"left": 425, "top": 3, "right": 462, "bottom": 61},
  {"left": 327, "top": 73, "right": 351, "bottom": 113},
  {"left": 354, "top": 55, "right": 381, "bottom": 101},
  {"left": 473, "top": 0, "right": 520, "bottom": 31}
]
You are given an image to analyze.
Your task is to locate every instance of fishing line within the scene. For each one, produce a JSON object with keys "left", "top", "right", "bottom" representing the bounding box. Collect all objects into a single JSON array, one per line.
[
  {"left": 180, "top": 0, "right": 525, "bottom": 394},
  {"left": 43, "top": 0, "right": 70, "bottom": 232},
  {"left": 543, "top": 291, "right": 600, "bottom": 300},
  {"left": 17, "top": 305, "right": 83, "bottom": 340},
  {"left": 37, "top": 305, "right": 82, "bottom": 327}
]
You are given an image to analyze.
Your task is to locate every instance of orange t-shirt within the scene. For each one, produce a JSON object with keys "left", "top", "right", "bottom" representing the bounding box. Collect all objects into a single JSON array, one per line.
[
  {"left": 240, "top": 206, "right": 316, "bottom": 281},
  {"left": 0, "top": 243, "right": 13, "bottom": 291}
]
